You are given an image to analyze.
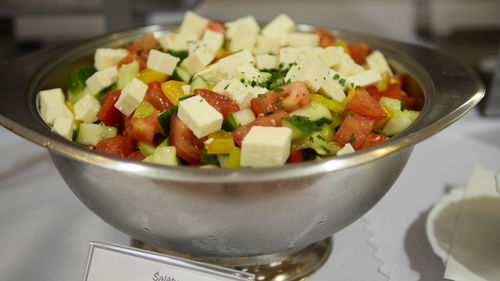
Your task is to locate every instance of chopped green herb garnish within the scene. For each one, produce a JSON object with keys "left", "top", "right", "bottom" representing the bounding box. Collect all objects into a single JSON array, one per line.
[
  {"left": 273, "top": 87, "right": 284, "bottom": 93},
  {"left": 257, "top": 94, "right": 266, "bottom": 98},
  {"left": 333, "top": 74, "right": 340, "bottom": 80},
  {"left": 349, "top": 134, "right": 356, "bottom": 143},
  {"left": 251, "top": 80, "right": 257, "bottom": 87},
  {"left": 339, "top": 79, "right": 346, "bottom": 86},
  {"left": 275, "top": 99, "right": 283, "bottom": 106},
  {"left": 264, "top": 111, "right": 274, "bottom": 115},
  {"left": 314, "top": 117, "right": 332, "bottom": 126},
  {"left": 401, "top": 103, "right": 408, "bottom": 111},
  {"left": 136, "top": 49, "right": 143, "bottom": 56},
  {"left": 282, "top": 116, "right": 321, "bottom": 133}
]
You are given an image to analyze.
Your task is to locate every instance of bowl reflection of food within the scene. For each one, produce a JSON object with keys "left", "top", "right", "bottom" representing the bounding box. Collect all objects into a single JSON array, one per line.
[{"left": 0, "top": 13, "right": 484, "bottom": 258}]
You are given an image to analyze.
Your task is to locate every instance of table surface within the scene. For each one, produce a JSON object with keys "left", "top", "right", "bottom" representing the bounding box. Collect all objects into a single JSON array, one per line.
[{"left": 1, "top": 109, "right": 498, "bottom": 281}]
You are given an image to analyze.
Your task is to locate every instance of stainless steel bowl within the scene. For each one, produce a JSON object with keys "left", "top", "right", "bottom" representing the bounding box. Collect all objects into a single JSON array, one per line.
[{"left": 0, "top": 24, "right": 484, "bottom": 258}]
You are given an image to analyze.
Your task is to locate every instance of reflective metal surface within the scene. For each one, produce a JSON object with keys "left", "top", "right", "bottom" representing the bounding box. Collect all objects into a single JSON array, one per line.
[
  {"left": 133, "top": 238, "right": 332, "bottom": 281},
  {"left": 0, "top": 24, "right": 484, "bottom": 257}
]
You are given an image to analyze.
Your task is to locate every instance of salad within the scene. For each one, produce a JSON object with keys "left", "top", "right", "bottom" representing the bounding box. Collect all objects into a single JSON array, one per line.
[{"left": 38, "top": 12, "right": 421, "bottom": 168}]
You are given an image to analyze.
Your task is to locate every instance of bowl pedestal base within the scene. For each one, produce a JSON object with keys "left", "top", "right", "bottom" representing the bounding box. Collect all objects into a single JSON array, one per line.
[{"left": 131, "top": 237, "right": 332, "bottom": 281}]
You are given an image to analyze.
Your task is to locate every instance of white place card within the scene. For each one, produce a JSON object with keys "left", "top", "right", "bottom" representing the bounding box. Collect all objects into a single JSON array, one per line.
[{"left": 83, "top": 241, "right": 255, "bottom": 281}]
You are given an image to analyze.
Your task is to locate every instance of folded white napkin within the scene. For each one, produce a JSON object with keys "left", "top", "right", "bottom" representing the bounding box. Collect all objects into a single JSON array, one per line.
[{"left": 443, "top": 165, "right": 500, "bottom": 281}]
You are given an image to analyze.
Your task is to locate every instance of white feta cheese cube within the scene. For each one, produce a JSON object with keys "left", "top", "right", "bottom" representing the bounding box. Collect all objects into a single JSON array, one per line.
[
  {"left": 278, "top": 47, "right": 322, "bottom": 67},
  {"left": 44, "top": 103, "right": 73, "bottom": 126},
  {"left": 213, "top": 78, "right": 253, "bottom": 108},
  {"left": 158, "top": 32, "right": 198, "bottom": 51},
  {"left": 286, "top": 33, "right": 320, "bottom": 47},
  {"left": 74, "top": 94, "right": 100, "bottom": 123},
  {"left": 346, "top": 69, "right": 382, "bottom": 88},
  {"left": 38, "top": 88, "right": 65, "bottom": 121},
  {"left": 235, "top": 63, "right": 265, "bottom": 83},
  {"left": 94, "top": 48, "right": 129, "bottom": 71},
  {"left": 181, "top": 84, "right": 191, "bottom": 95},
  {"left": 52, "top": 116, "right": 74, "bottom": 140},
  {"left": 254, "top": 35, "right": 281, "bottom": 55},
  {"left": 335, "top": 53, "right": 364, "bottom": 76},
  {"left": 201, "top": 29, "right": 224, "bottom": 52},
  {"left": 241, "top": 126, "right": 292, "bottom": 167},
  {"left": 366, "top": 50, "right": 393, "bottom": 76},
  {"left": 284, "top": 58, "right": 331, "bottom": 92},
  {"left": 231, "top": 108, "right": 256, "bottom": 126},
  {"left": 86, "top": 66, "right": 118, "bottom": 95},
  {"left": 177, "top": 95, "right": 223, "bottom": 138},
  {"left": 147, "top": 49, "right": 180, "bottom": 75},
  {"left": 255, "top": 54, "right": 278, "bottom": 70},
  {"left": 195, "top": 50, "right": 254, "bottom": 84},
  {"left": 114, "top": 78, "right": 148, "bottom": 116},
  {"left": 225, "top": 16, "right": 259, "bottom": 52},
  {"left": 318, "top": 46, "right": 344, "bottom": 67},
  {"left": 180, "top": 42, "right": 215, "bottom": 75},
  {"left": 261, "top": 14, "right": 295, "bottom": 44},
  {"left": 179, "top": 11, "right": 209, "bottom": 38},
  {"left": 337, "top": 143, "right": 355, "bottom": 156},
  {"left": 320, "top": 70, "right": 346, "bottom": 102}
]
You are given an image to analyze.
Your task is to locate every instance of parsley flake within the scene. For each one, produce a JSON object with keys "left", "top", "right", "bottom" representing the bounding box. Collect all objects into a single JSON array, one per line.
[{"left": 349, "top": 134, "right": 356, "bottom": 143}]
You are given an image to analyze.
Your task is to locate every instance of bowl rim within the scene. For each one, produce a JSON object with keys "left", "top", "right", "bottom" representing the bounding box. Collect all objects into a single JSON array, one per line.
[{"left": 0, "top": 22, "right": 485, "bottom": 183}]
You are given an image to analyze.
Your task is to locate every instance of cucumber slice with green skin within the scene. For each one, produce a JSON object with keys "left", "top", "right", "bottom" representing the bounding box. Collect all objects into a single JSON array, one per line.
[
  {"left": 290, "top": 101, "right": 332, "bottom": 123},
  {"left": 66, "top": 67, "right": 96, "bottom": 104},
  {"left": 167, "top": 50, "right": 189, "bottom": 60},
  {"left": 382, "top": 111, "right": 413, "bottom": 136},
  {"left": 292, "top": 125, "right": 337, "bottom": 156},
  {"left": 67, "top": 67, "right": 96, "bottom": 92},
  {"left": 217, "top": 154, "right": 229, "bottom": 167},
  {"left": 157, "top": 106, "right": 178, "bottom": 135},
  {"left": 222, "top": 114, "right": 240, "bottom": 131},
  {"left": 117, "top": 61, "right": 140, "bottom": 89},
  {"left": 133, "top": 101, "right": 157, "bottom": 118},
  {"left": 231, "top": 108, "right": 255, "bottom": 127},
  {"left": 379, "top": 97, "right": 401, "bottom": 116},
  {"left": 95, "top": 83, "right": 117, "bottom": 102},
  {"left": 201, "top": 149, "right": 219, "bottom": 165},
  {"left": 137, "top": 141, "right": 156, "bottom": 157},
  {"left": 282, "top": 116, "right": 321, "bottom": 140},
  {"left": 143, "top": 146, "right": 178, "bottom": 166},
  {"left": 171, "top": 67, "right": 192, "bottom": 83},
  {"left": 190, "top": 76, "right": 209, "bottom": 92},
  {"left": 75, "top": 123, "right": 117, "bottom": 146}
]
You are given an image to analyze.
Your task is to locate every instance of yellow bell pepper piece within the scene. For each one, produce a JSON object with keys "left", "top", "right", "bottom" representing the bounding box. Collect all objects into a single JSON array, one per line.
[
  {"left": 332, "top": 40, "right": 350, "bottom": 55},
  {"left": 205, "top": 131, "right": 235, "bottom": 154},
  {"left": 310, "top": 94, "right": 346, "bottom": 114},
  {"left": 161, "top": 80, "right": 188, "bottom": 106},
  {"left": 225, "top": 147, "right": 242, "bottom": 168},
  {"left": 343, "top": 88, "right": 356, "bottom": 106},
  {"left": 138, "top": 69, "right": 168, "bottom": 84},
  {"left": 377, "top": 72, "right": 391, "bottom": 92},
  {"left": 65, "top": 101, "right": 75, "bottom": 116}
]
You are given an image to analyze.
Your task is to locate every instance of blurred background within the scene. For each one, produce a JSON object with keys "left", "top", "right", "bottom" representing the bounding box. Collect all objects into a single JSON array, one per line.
[{"left": 0, "top": 0, "right": 499, "bottom": 114}]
